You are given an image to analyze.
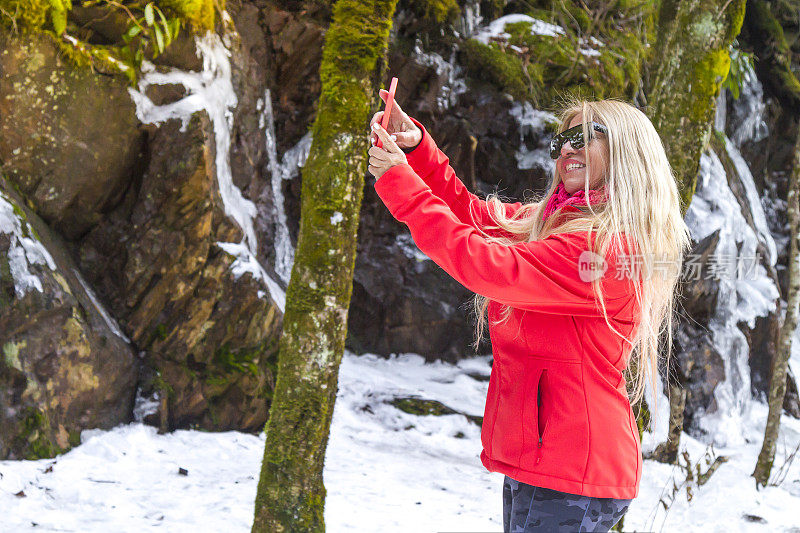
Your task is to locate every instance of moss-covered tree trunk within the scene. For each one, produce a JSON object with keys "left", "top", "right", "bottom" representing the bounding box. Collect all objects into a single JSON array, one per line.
[
  {"left": 753, "top": 125, "right": 800, "bottom": 487},
  {"left": 647, "top": 0, "right": 746, "bottom": 212},
  {"left": 251, "top": 0, "right": 398, "bottom": 531},
  {"left": 640, "top": 0, "right": 746, "bottom": 464}
]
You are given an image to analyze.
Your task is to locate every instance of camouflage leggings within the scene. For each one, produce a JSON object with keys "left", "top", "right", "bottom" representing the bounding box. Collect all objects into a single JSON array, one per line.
[{"left": 502, "top": 476, "right": 632, "bottom": 532}]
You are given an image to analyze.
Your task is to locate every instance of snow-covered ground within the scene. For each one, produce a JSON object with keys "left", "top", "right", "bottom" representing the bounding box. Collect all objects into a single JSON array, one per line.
[{"left": 2, "top": 350, "right": 800, "bottom": 532}]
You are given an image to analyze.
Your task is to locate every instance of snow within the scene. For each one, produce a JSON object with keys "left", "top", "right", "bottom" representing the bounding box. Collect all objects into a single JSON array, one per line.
[
  {"left": 472, "top": 14, "right": 566, "bottom": 43},
  {"left": 395, "top": 233, "right": 431, "bottom": 263},
  {"left": 472, "top": 15, "right": 603, "bottom": 57},
  {"left": 0, "top": 191, "right": 57, "bottom": 298},
  {"left": 215, "top": 241, "right": 286, "bottom": 313},
  {"left": 72, "top": 268, "right": 131, "bottom": 343},
  {"left": 2, "top": 349, "right": 800, "bottom": 532}
]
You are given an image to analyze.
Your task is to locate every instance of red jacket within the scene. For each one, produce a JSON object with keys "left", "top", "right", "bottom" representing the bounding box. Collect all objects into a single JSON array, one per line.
[{"left": 373, "top": 117, "right": 643, "bottom": 499}]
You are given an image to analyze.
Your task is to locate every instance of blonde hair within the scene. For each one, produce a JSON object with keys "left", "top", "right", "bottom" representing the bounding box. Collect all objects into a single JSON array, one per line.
[{"left": 469, "top": 95, "right": 691, "bottom": 423}]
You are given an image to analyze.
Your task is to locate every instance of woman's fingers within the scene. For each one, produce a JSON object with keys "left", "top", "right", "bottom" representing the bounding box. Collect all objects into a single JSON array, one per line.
[
  {"left": 372, "top": 122, "right": 400, "bottom": 153},
  {"left": 368, "top": 122, "right": 407, "bottom": 179},
  {"left": 368, "top": 145, "right": 390, "bottom": 160}
]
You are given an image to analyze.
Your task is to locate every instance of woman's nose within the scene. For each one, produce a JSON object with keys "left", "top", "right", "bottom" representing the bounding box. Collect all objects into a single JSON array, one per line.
[{"left": 560, "top": 141, "right": 578, "bottom": 157}]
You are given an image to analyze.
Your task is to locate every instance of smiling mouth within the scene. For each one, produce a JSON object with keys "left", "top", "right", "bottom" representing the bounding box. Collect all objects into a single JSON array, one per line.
[{"left": 564, "top": 163, "right": 586, "bottom": 172}]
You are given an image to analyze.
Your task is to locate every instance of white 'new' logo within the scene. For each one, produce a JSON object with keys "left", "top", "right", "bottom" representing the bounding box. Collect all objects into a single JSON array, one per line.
[{"left": 578, "top": 250, "right": 607, "bottom": 282}]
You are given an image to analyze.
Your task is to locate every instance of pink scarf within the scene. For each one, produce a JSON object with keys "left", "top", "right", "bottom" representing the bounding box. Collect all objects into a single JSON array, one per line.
[{"left": 542, "top": 182, "right": 608, "bottom": 221}]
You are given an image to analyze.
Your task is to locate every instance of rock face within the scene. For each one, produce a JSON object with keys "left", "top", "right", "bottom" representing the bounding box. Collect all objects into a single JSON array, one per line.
[
  {"left": 0, "top": 7, "right": 284, "bottom": 435},
  {"left": 0, "top": 32, "right": 146, "bottom": 241},
  {"left": 0, "top": 181, "right": 138, "bottom": 459},
  {"left": 76, "top": 105, "right": 281, "bottom": 433}
]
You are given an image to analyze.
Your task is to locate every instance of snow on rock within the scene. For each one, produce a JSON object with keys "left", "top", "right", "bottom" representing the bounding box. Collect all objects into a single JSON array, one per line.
[
  {"left": 0, "top": 191, "right": 57, "bottom": 298},
  {"left": 472, "top": 14, "right": 603, "bottom": 57},
  {"left": 127, "top": 30, "right": 286, "bottom": 313},
  {"left": 215, "top": 241, "right": 286, "bottom": 313},
  {"left": 472, "top": 14, "right": 565, "bottom": 43}
]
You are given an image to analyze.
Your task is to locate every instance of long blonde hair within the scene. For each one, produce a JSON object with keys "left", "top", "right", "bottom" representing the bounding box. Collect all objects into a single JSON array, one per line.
[{"left": 469, "top": 95, "right": 691, "bottom": 421}]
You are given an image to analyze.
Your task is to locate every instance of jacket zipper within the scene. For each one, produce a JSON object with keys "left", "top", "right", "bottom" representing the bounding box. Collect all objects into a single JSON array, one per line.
[{"left": 536, "top": 369, "right": 548, "bottom": 465}]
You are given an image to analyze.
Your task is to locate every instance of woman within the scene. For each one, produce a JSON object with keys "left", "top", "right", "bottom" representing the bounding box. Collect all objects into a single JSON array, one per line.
[{"left": 367, "top": 94, "right": 690, "bottom": 532}]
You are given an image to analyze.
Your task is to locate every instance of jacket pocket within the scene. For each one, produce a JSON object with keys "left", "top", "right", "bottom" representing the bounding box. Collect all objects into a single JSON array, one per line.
[{"left": 518, "top": 360, "right": 588, "bottom": 479}]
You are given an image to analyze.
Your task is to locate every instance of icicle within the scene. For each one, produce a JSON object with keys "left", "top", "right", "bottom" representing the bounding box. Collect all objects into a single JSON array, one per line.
[
  {"left": 729, "top": 62, "right": 769, "bottom": 147},
  {"left": 260, "top": 89, "right": 311, "bottom": 285},
  {"left": 685, "top": 147, "right": 779, "bottom": 447},
  {"left": 508, "top": 100, "right": 558, "bottom": 173},
  {"left": 412, "top": 40, "right": 468, "bottom": 112}
]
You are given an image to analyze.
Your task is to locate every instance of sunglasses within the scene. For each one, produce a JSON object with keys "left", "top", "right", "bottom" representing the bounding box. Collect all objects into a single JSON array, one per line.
[{"left": 550, "top": 122, "right": 608, "bottom": 159}]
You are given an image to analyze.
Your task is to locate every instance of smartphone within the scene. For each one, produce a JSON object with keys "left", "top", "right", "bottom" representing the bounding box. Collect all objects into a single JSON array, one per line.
[{"left": 376, "top": 76, "right": 398, "bottom": 149}]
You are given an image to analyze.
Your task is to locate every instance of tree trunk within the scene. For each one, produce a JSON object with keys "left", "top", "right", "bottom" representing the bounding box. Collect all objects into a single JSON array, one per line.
[
  {"left": 744, "top": 0, "right": 800, "bottom": 488},
  {"left": 251, "top": 0, "right": 398, "bottom": 530},
  {"left": 643, "top": 0, "right": 746, "bottom": 463},
  {"left": 648, "top": 0, "right": 746, "bottom": 214},
  {"left": 753, "top": 127, "right": 800, "bottom": 487}
]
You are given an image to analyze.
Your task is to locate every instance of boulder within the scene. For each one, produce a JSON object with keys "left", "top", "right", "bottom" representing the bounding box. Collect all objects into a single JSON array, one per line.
[{"left": 0, "top": 180, "right": 138, "bottom": 459}]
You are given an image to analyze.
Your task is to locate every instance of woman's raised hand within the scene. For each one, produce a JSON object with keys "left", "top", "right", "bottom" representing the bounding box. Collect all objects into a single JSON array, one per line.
[
  {"left": 369, "top": 89, "right": 422, "bottom": 150},
  {"left": 368, "top": 122, "right": 408, "bottom": 180}
]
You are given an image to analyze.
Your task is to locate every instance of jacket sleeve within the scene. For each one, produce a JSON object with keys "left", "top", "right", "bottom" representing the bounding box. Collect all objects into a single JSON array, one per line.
[
  {"left": 374, "top": 163, "right": 635, "bottom": 317},
  {"left": 403, "top": 117, "right": 524, "bottom": 232}
]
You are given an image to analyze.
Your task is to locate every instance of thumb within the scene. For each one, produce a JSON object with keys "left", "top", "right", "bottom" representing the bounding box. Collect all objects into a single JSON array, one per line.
[{"left": 395, "top": 131, "right": 418, "bottom": 145}]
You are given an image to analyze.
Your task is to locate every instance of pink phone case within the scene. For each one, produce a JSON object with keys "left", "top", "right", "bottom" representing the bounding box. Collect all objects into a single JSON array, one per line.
[{"left": 376, "top": 77, "right": 398, "bottom": 149}]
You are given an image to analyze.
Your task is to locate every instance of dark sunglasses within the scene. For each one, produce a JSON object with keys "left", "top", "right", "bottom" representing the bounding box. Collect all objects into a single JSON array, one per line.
[{"left": 550, "top": 122, "right": 608, "bottom": 159}]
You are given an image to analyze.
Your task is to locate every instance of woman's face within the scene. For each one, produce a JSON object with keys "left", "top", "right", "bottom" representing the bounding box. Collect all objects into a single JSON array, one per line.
[{"left": 556, "top": 115, "right": 609, "bottom": 195}]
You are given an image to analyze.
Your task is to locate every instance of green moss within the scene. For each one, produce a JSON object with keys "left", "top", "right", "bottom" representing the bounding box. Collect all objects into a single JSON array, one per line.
[
  {"left": 67, "top": 429, "right": 81, "bottom": 447},
  {"left": 634, "top": 396, "right": 651, "bottom": 442},
  {"left": 201, "top": 337, "right": 278, "bottom": 399},
  {"left": 462, "top": 2, "right": 656, "bottom": 107},
  {"left": 0, "top": 0, "right": 219, "bottom": 84},
  {"left": 462, "top": 39, "right": 533, "bottom": 102},
  {"left": 389, "top": 396, "right": 483, "bottom": 426},
  {"left": 690, "top": 48, "right": 731, "bottom": 121},
  {"left": 406, "top": 0, "right": 459, "bottom": 25},
  {"left": 155, "top": 323, "right": 169, "bottom": 341},
  {"left": 16, "top": 406, "right": 59, "bottom": 459},
  {"left": 152, "top": 370, "right": 175, "bottom": 400},
  {"left": 0, "top": 0, "right": 52, "bottom": 33},
  {"left": 3, "top": 341, "right": 25, "bottom": 372},
  {"left": 160, "top": 0, "right": 219, "bottom": 31},
  {"left": 213, "top": 342, "right": 260, "bottom": 377}
]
